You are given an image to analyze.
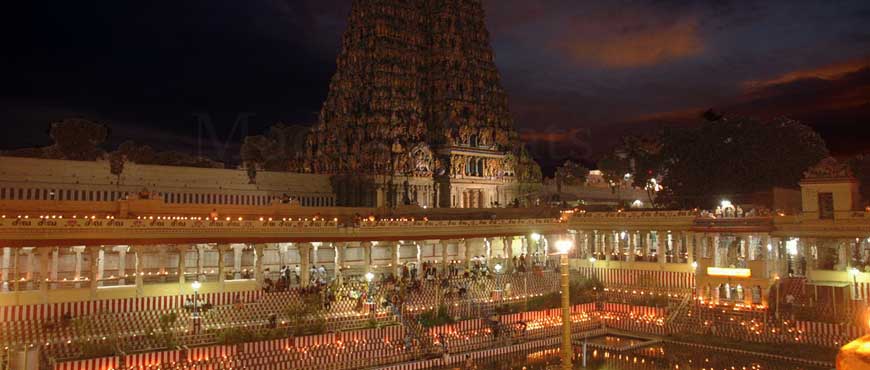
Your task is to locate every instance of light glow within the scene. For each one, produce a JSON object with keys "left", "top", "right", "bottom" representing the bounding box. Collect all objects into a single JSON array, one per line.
[
  {"left": 555, "top": 240, "right": 573, "bottom": 254},
  {"left": 706, "top": 267, "right": 751, "bottom": 278}
]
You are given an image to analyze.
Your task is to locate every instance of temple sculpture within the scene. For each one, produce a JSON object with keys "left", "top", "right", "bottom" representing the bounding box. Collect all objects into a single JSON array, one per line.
[{"left": 306, "top": 0, "right": 541, "bottom": 208}]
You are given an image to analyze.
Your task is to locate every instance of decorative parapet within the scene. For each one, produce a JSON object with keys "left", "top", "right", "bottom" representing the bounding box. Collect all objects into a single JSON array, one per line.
[
  {"left": 692, "top": 216, "right": 775, "bottom": 232},
  {"left": 0, "top": 216, "right": 566, "bottom": 246},
  {"left": 567, "top": 210, "right": 698, "bottom": 230},
  {"left": 802, "top": 157, "right": 854, "bottom": 180},
  {"left": 572, "top": 210, "right": 699, "bottom": 219}
]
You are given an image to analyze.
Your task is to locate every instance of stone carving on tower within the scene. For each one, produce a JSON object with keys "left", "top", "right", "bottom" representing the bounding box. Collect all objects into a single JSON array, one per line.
[{"left": 306, "top": 0, "right": 541, "bottom": 207}]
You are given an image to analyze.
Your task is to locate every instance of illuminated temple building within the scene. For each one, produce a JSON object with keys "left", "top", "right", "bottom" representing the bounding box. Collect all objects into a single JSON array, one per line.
[
  {"left": 1, "top": 150, "right": 868, "bottom": 369},
  {"left": 305, "top": 0, "right": 541, "bottom": 208},
  {"left": 0, "top": 1, "right": 866, "bottom": 369}
]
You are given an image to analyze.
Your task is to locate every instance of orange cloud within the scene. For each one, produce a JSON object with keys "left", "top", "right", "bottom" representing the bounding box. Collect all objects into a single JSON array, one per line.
[
  {"left": 624, "top": 107, "right": 707, "bottom": 124},
  {"left": 556, "top": 17, "right": 703, "bottom": 68},
  {"left": 520, "top": 130, "right": 573, "bottom": 143},
  {"left": 742, "top": 58, "right": 870, "bottom": 90}
]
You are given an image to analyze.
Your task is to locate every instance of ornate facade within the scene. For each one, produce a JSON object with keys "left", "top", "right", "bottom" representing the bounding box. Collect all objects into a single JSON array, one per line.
[{"left": 306, "top": 0, "right": 540, "bottom": 208}]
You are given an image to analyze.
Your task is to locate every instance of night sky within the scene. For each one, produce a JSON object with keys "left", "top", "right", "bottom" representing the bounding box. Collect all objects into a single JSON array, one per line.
[{"left": 2, "top": 1, "right": 870, "bottom": 174}]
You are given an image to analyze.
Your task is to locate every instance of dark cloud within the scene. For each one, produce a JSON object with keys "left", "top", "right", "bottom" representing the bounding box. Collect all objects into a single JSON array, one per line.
[{"left": 1, "top": 0, "right": 869, "bottom": 169}]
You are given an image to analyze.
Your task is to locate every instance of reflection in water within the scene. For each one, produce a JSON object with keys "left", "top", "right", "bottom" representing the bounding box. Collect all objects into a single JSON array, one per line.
[
  {"left": 584, "top": 335, "right": 648, "bottom": 349},
  {"left": 436, "top": 343, "right": 828, "bottom": 370}
]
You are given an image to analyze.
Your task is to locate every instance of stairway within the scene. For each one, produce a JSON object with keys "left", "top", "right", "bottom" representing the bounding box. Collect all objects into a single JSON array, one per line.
[
  {"left": 781, "top": 277, "right": 808, "bottom": 303},
  {"left": 666, "top": 294, "right": 692, "bottom": 325},
  {"left": 389, "top": 304, "right": 436, "bottom": 358}
]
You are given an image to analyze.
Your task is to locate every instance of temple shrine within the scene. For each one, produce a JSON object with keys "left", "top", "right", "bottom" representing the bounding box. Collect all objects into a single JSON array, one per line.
[{"left": 306, "top": 0, "right": 540, "bottom": 208}]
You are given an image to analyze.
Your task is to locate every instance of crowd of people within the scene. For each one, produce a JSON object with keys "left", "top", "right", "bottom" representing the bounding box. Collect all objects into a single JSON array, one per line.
[{"left": 263, "top": 264, "right": 332, "bottom": 292}]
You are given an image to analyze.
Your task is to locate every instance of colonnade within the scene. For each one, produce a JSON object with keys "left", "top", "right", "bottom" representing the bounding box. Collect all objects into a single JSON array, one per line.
[
  {"left": 0, "top": 233, "right": 571, "bottom": 298},
  {"left": 573, "top": 229, "right": 696, "bottom": 266}
]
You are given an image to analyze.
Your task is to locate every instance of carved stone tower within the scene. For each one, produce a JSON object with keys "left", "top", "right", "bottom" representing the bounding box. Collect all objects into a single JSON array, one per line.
[{"left": 306, "top": 0, "right": 541, "bottom": 208}]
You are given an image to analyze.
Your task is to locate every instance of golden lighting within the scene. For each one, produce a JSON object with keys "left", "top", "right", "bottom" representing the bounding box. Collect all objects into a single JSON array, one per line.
[{"left": 706, "top": 267, "right": 751, "bottom": 278}]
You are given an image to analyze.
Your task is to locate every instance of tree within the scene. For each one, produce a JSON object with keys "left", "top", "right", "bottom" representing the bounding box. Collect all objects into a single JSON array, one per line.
[
  {"left": 655, "top": 116, "right": 828, "bottom": 208},
  {"left": 240, "top": 123, "right": 308, "bottom": 172},
  {"left": 848, "top": 155, "right": 870, "bottom": 206},
  {"left": 617, "top": 135, "right": 664, "bottom": 205},
  {"left": 597, "top": 153, "right": 631, "bottom": 197},
  {"left": 108, "top": 151, "right": 125, "bottom": 185},
  {"left": 46, "top": 118, "right": 109, "bottom": 160},
  {"left": 554, "top": 160, "right": 589, "bottom": 192},
  {"left": 116, "top": 140, "right": 156, "bottom": 164}
]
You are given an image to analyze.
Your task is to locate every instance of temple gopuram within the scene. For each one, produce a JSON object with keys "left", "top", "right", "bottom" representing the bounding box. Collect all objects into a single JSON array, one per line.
[{"left": 305, "top": 0, "right": 541, "bottom": 208}]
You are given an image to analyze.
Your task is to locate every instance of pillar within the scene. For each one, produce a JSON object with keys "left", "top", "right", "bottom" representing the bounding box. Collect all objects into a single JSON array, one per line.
[
  {"left": 12, "top": 248, "right": 20, "bottom": 292},
  {"left": 463, "top": 239, "right": 473, "bottom": 270},
  {"left": 391, "top": 242, "right": 400, "bottom": 277},
  {"left": 254, "top": 244, "right": 265, "bottom": 288},
  {"left": 116, "top": 246, "right": 127, "bottom": 285},
  {"left": 759, "top": 234, "right": 770, "bottom": 261},
  {"left": 837, "top": 240, "right": 850, "bottom": 271},
  {"left": 196, "top": 244, "right": 206, "bottom": 281},
  {"left": 503, "top": 237, "right": 514, "bottom": 272},
  {"left": 484, "top": 238, "right": 492, "bottom": 268},
  {"left": 50, "top": 247, "right": 59, "bottom": 288},
  {"left": 312, "top": 242, "right": 320, "bottom": 271},
  {"left": 233, "top": 244, "right": 244, "bottom": 279},
  {"left": 613, "top": 231, "right": 620, "bottom": 260},
  {"left": 73, "top": 246, "right": 84, "bottom": 288},
  {"left": 177, "top": 245, "right": 187, "bottom": 285},
  {"left": 591, "top": 232, "right": 599, "bottom": 259},
  {"left": 38, "top": 247, "right": 50, "bottom": 294},
  {"left": 158, "top": 246, "right": 168, "bottom": 277},
  {"left": 604, "top": 232, "right": 611, "bottom": 262},
  {"left": 641, "top": 231, "right": 651, "bottom": 260},
  {"left": 441, "top": 240, "right": 450, "bottom": 275},
  {"left": 217, "top": 244, "right": 229, "bottom": 285},
  {"left": 627, "top": 232, "right": 635, "bottom": 262},
  {"left": 1, "top": 247, "right": 9, "bottom": 291},
  {"left": 376, "top": 186, "right": 386, "bottom": 208},
  {"left": 336, "top": 243, "right": 346, "bottom": 284},
  {"left": 299, "top": 242, "right": 312, "bottom": 286},
  {"left": 24, "top": 248, "right": 34, "bottom": 289},
  {"left": 687, "top": 232, "right": 696, "bottom": 267},
  {"left": 772, "top": 237, "right": 786, "bottom": 278},
  {"left": 713, "top": 234, "right": 721, "bottom": 266},
  {"left": 96, "top": 247, "right": 105, "bottom": 287},
  {"left": 657, "top": 232, "right": 666, "bottom": 265},
  {"left": 89, "top": 246, "right": 99, "bottom": 298},
  {"left": 133, "top": 246, "right": 144, "bottom": 296},
  {"left": 360, "top": 241, "right": 372, "bottom": 275},
  {"left": 278, "top": 243, "right": 288, "bottom": 267},
  {"left": 416, "top": 242, "right": 422, "bottom": 271}
]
